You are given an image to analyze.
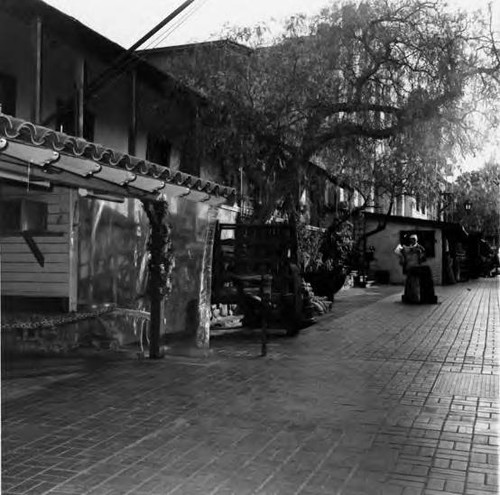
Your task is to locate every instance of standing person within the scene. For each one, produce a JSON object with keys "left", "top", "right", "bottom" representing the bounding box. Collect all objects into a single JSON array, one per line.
[{"left": 395, "top": 234, "right": 437, "bottom": 304}]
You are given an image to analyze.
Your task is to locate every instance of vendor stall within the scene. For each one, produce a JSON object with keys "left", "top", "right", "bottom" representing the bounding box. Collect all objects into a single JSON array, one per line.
[{"left": 0, "top": 114, "right": 236, "bottom": 358}]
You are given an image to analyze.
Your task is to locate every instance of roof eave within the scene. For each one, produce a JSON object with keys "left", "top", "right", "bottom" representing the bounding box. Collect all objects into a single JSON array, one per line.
[{"left": 0, "top": 114, "right": 236, "bottom": 206}]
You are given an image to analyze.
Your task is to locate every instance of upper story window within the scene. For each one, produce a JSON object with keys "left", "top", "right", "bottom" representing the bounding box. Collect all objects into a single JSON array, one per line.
[
  {"left": 0, "top": 72, "right": 17, "bottom": 116},
  {"left": 415, "top": 194, "right": 427, "bottom": 215},
  {"left": 56, "top": 98, "right": 95, "bottom": 141},
  {"left": 146, "top": 134, "right": 171, "bottom": 166},
  {"left": 395, "top": 195, "right": 403, "bottom": 216}
]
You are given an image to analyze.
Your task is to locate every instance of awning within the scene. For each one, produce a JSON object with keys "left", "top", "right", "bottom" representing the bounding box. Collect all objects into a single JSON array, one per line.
[{"left": 0, "top": 113, "right": 236, "bottom": 206}]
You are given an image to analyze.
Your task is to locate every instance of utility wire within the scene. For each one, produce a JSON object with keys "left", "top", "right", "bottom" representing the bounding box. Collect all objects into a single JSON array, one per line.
[
  {"left": 90, "top": 0, "right": 211, "bottom": 94},
  {"left": 82, "top": 0, "right": 199, "bottom": 97},
  {"left": 143, "top": 4, "right": 200, "bottom": 49},
  {"left": 41, "top": 0, "right": 201, "bottom": 126},
  {"left": 146, "top": 0, "right": 211, "bottom": 50}
]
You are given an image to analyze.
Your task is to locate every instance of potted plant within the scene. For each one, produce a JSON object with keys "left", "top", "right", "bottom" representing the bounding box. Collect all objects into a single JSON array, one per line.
[{"left": 299, "top": 222, "right": 354, "bottom": 300}]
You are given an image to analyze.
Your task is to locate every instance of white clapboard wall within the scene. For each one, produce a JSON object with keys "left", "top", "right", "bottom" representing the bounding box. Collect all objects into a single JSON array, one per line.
[{"left": 0, "top": 183, "right": 71, "bottom": 298}]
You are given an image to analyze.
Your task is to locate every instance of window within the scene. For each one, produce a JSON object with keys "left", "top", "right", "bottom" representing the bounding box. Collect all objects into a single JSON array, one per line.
[
  {"left": 56, "top": 99, "right": 95, "bottom": 141},
  {"left": 0, "top": 72, "right": 17, "bottom": 116},
  {"left": 0, "top": 200, "right": 22, "bottom": 232},
  {"left": 400, "top": 229, "right": 436, "bottom": 258},
  {"left": 0, "top": 199, "right": 48, "bottom": 234},
  {"left": 415, "top": 195, "right": 427, "bottom": 214},
  {"left": 146, "top": 134, "right": 171, "bottom": 166}
]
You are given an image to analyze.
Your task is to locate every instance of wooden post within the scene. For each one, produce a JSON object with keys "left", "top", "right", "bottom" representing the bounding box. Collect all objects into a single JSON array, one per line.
[
  {"left": 260, "top": 274, "right": 272, "bottom": 357},
  {"left": 149, "top": 211, "right": 162, "bottom": 359},
  {"left": 127, "top": 71, "right": 138, "bottom": 224},
  {"left": 33, "top": 16, "right": 43, "bottom": 123},
  {"left": 76, "top": 58, "right": 86, "bottom": 138},
  {"left": 149, "top": 284, "right": 162, "bottom": 356},
  {"left": 196, "top": 205, "right": 218, "bottom": 350},
  {"left": 128, "top": 70, "right": 137, "bottom": 156},
  {"left": 143, "top": 200, "right": 172, "bottom": 359},
  {"left": 68, "top": 189, "right": 79, "bottom": 312}
]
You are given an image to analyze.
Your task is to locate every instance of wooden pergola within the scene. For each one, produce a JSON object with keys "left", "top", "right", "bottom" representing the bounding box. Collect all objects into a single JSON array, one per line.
[{"left": 0, "top": 113, "right": 236, "bottom": 358}]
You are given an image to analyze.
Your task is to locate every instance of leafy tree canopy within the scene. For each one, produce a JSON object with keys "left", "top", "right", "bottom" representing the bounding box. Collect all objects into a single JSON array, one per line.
[
  {"left": 168, "top": 0, "right": 500, "bottom": 221},
  {"left": 451, "top": 160, "right": 500, "bottom": 238}
]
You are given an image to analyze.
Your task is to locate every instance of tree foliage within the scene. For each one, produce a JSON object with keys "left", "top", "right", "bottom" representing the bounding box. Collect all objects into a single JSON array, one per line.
[
  {"left": 451, "top": 160, "right": 500, "bottom": 238},
  {"left": 167, "top": 0, "right": 500, "bottom": 222}
]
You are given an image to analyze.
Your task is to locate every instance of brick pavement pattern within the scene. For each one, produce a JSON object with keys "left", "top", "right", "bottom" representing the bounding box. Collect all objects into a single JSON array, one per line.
[{"left": 2, "top": 278, "right": 498, "bottom": 495}]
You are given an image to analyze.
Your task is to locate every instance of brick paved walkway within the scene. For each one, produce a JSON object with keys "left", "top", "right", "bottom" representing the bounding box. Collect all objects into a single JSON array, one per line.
[{"left": 2, "top": 278, "right": 498, "bottom": 495}]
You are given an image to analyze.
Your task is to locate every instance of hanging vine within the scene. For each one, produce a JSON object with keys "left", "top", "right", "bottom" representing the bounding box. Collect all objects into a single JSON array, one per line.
[{"left": 142, "top": 200, "right": 175, "bottom": 299}]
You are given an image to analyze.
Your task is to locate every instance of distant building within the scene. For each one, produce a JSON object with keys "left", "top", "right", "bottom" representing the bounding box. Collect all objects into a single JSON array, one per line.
[
  {"left": 140, "top": 39, "right": 465, "bottom": 288},
  {"left": 355, "top": 177, "right": 467, "bottom": 286}
]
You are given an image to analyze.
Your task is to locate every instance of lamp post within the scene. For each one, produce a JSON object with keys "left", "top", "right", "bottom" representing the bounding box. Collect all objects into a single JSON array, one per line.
[{"left": 463, "top": 200, "right": 473, "bottom": 232}]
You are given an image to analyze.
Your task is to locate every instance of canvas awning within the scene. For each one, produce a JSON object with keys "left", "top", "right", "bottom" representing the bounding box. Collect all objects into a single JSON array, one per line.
[{"left": 0, "top": 113, "right": 236, "bottom": 206}]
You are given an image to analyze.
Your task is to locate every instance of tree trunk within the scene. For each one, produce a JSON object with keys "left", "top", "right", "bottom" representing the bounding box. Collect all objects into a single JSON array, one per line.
[
  {"left": 148, "top": 216, "right": 163, "bottom": 359},
  {"left": 142, "top": 200, "right": 173, "bottom": 359},
  {"left": 361, "top": 199, "right": 394, "bottom": 240},
  {"left": 284, "top": 158, "right": 302, "bottom": 265}
]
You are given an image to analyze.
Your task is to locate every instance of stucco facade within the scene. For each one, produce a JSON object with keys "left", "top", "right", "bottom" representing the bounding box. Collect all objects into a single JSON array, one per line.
[
  {"left": 363, "top": 213, "right": 444, "bottom": 286},
  {"left": 0, "top": 0, "right": 235, "bottom": 355}
]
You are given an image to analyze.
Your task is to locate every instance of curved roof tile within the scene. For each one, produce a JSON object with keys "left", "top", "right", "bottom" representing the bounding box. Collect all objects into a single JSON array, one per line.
[{"left": 0, "top": 114, "right": 236, "bottom": 202}]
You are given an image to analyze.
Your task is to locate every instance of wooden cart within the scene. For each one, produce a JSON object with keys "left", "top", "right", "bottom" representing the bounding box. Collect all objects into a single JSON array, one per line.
[{"left": 211, "top": 223, "right": 311, "bottom": 335}]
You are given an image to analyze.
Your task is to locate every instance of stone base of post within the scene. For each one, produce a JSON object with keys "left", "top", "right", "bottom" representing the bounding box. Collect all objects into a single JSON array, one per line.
[{"left": 161, "top": 343, "right": 214, "bottom": 359}]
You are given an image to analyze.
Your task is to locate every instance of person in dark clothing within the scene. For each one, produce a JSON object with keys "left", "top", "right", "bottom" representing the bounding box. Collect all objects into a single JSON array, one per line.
[{"left": 395, "top": 234, "right": 438, "bottom": 304}]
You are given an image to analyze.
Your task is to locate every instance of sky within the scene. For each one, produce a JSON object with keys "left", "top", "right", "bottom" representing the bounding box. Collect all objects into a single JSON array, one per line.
[
  {"left": 43, "top": 0, "right": 499, "bottom": 171},
  {"left": 42, "top": 0, "right": 499, "bottom": 50},
  {"left": 43, "top": 0, "right": 336, "bottom": 48}
]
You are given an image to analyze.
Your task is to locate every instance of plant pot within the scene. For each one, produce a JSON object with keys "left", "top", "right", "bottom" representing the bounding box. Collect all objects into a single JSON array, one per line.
[
  {"left": 353, "top": 275, "right": 367, "bottom": 288},
  {"left": 303, "top": 270, "right": 346, "bottom": 300}
]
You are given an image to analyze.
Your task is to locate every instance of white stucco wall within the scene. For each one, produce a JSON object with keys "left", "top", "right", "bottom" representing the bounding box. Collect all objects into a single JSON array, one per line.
[
  {"left": 0, "top": 8, "right": 219, "bottom": 313},
  {"left": 0, "top": 12, "right": 37, "bottom": 121},
  {"left": 365, "top": 218, "right": 443, "bottom": 286},
  {"left": 0, "top": 10, "right": 192, "bottom": 164}
]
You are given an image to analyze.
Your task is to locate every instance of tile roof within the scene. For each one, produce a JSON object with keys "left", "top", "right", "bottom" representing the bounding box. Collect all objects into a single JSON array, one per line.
[{"left": 0, "top": 114, "right": 236, "bottom": 203}]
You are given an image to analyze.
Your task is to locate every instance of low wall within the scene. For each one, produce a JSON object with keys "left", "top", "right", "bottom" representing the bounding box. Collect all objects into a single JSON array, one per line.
[
  {"left": 3, "top": 195, "right": 228, "bottom": 356},
  {"left": 0, "top": 307, "right": 145, "bottom": 358}
]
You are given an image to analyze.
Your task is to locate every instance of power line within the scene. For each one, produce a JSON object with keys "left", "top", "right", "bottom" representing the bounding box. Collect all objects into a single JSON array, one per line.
[
  {"left": 146, "top": 0, "right": 211, "bottom": 49},
  {"left": 143, "top": 3, "right": 200, "bottom": 48},
  {"left": 105, "top": 0, "right": 211, "bottom": 80},
  {"left": 85, "top": 0, "right": 198, "bottom": 96},
  {"left": 41, "top": 0, "right": 201, "bottom": 126},
  {"left": 85, "top": 0, "right": 212, "bottom": 109}
]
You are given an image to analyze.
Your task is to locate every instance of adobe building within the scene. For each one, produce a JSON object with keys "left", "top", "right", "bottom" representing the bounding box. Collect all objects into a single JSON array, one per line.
[{"left": 0, "top": 0, "right": 236, "bottom": 357}]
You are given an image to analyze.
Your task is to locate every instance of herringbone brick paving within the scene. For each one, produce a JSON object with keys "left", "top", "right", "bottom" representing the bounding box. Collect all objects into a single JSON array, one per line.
[{"left": 1, "top": 278, "right": 498, "bottom": 494}]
